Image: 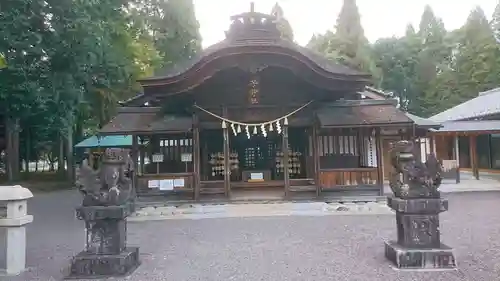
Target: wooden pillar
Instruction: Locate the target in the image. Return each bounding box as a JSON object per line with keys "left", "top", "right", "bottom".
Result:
{"left": 469, "top": 135, "right": 479, "bottom": 180}
{"left": 312, "top": 124, "right": 320, "bottom": 196}
{"left": 375, "top": 128, "right": 384, "bottom": 196}
{"left": 139, "top": 140, "right": 145, "bottom": 176}
{"left": 429, "top": 135, "right": 436, "bottom": 156}
{"left": 222, "top": 108, "right": 231, "bottom": 198}
{"left": 282, "top": 119, "right": 290, "bottom": 198}
{"left": 192, "top": 114, "right": 201, "bottom": 201}
{"left": 131, "top": 135, "right": 139, "bottom": 195}
{"left": 454, "top": 135, "right": 461, "bottom": 183}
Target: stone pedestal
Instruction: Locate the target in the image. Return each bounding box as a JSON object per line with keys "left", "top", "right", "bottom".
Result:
{"left": 67, "top": 202, "right": 140, "bottom": 279}
{"left": 0, "top": 186, "right": 33, "bottom": 276}
{"left": 384, "top": 197, "right": 457, "bottom": 270}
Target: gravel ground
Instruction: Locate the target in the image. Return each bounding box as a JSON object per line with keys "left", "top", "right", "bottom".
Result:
{"left": 4, "top": 189, "right": 500, "bottom": 281}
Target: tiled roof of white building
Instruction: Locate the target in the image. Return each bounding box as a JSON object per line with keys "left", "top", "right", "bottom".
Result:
{"left": 430, "top": 87, "right": 500, "bottom": 122}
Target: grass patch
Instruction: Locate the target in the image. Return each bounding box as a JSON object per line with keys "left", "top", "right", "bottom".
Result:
{"left": 0, "top": 172, "right": 74, "bottom": 193}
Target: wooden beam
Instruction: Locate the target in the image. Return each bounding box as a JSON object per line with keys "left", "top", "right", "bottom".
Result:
{"left": 222, "top": 107, "right": 231, "bottom": 198}
{"left": 131, "top": 135, "right": 139, "bottom": 193}
{"left": 469, "top": 135, "right": 479, "bottom": 180}
{"left": 312, "top": 124, "right": 320, "bottom": 196}
{"left": 375, "top": 128, "right": 384, "bottom": 196}
{"left": 193, "top": 113, "right": 201, "bottom": 200}
{"left": 139, "top": 137, "right": 145, "bottom": 175}
{"left": 282, "top": 121, "right": 290, "bottom": 198}
{"left": 454, "top": 136, "right": 461, "bottom": 183}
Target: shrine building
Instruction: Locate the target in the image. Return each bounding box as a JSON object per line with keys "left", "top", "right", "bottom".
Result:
{"left": 98, "top": 7, "right": 424, "bottom": 201}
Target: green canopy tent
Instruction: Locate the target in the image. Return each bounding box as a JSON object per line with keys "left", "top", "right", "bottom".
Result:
{"left": 74, "top": 135, "right": 134, "bottom": 148}
{"left": 74, "top": 135, "right": 149, "bottom": 168}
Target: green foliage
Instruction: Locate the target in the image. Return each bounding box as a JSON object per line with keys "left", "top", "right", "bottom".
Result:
{"left": 130, "top": 0, "right": 201, "bottom": 68}
{"left": 307, "top": 0, "right": 380, "bottom": 84}
{"left": 0, "top": 0, "right": 201, "bottom": 178}
{"left": 0, "top": 54, "right": 6, "bottom": 69}
{"left": 308, "top": 2, "right": 500, "bottom": 117}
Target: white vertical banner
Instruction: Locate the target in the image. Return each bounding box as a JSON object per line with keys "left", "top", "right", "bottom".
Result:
{"left": 365, "top": 137, "right": 378, "bottom": 167}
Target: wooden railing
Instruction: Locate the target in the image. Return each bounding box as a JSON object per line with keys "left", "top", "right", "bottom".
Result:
{"left": 137, "top": 172, "right": 194, "bottom": 195}
{"left": 319, "top": 168, "right": 379, "bottom": 189}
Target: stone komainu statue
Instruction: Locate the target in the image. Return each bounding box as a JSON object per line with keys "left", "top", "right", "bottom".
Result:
{"left": 388, "top": 140, "right": 442, "bottom": 198}
{"left": 75, "top": 148, "right": 133, "bottom": 206}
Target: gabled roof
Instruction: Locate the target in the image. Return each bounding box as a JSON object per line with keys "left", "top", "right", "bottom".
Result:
{"left": 357, "top": 87, "right": 441, "bottom": 129}
{"left": 406, "top": 113, "right": 440, "bottom": 128}
{"left": 431, "top": 120, "right": 500, "bottom": 133}
{"left": 430, "top": 87, "right": 500, "bottom": 122}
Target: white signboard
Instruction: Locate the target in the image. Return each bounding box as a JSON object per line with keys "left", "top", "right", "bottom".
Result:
{"left": 159, "top": 179, "right": 174, "bottom": 191}
{"left": 148, "top": 180, "right": 160, "bottom": 189}
{"left": 173, "top": 178, "right": 185, "bottom": 188}
{"left": 152, "top": 154, "right": 164, "bottom": 163}
{"left": 250, "top": 172, "right": 264, "bottom": 181}
{"left": 181, "top": 153, "right": 192, "bottom": 162}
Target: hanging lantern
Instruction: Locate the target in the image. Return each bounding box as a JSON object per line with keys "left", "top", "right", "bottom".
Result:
{"left": 284, "top": 117, "right": 288, "bottom": 126}
{"left": 269, "top": 123, "right": 273, "bottom": 132}
{"left": 222, "top": 120, "right": 227, "bottom": 129}
{"left": 253, "top": 126, "right": 258, "bottom": 134}
{"left": 231, "top": 123, "right": 237, "bottom": 136}
{"left": 237, "top": 125, "right": 242, "bottom": 133}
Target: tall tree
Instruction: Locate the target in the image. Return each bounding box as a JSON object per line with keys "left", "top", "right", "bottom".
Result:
{"left": 271, "top": 3, "right": 294, "bottom": 41}
{"left": 491, "top": 1, "right": 500, "bottom": 42}
{"left": 334, "top": 0, "right": 367, "bottom": 60}
{"left": 0, "top": 0, "right": 50, "bottom": 180}
{"left": 307, "top": 0, "right": 379, "bottom": 82}
{"left": 372, "top": 25, "right": 421, "bottom": 111}
{"left": 421, "top": 7, "right": 499, "bottom": 116}
{"left": 455, "top": 7, "right": 498, "bottom": 97}
{"left": 130, "top": 0, "right": 202, "bottom": 69}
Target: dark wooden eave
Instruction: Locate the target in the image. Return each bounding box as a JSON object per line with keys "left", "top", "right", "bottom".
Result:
{"left": 316, "top": 99, "right": 414, "bottom": 128}
{"left": 99, "top": 107, "right": 193, "bottom": 136}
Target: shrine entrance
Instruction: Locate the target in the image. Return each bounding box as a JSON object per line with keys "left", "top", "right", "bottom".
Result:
{"left": 229, "top": 127, "right": 308, "bottom": 189}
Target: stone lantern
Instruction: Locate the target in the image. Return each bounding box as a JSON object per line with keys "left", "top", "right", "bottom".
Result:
{"left": 0, "top": 185, "right": 33, "bottom": 276}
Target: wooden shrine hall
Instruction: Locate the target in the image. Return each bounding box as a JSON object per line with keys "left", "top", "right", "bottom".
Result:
{"left": 99, "top": 7, "right": 417, "bottom": 201}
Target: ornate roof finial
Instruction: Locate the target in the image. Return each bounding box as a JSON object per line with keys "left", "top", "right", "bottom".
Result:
{"left": 226, "top": 3, "right": 281, "bottom": 41}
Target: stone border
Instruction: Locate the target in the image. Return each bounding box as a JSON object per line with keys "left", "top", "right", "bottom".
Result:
{"left": 128, "top": 201, "right": 393, "bottom": 221}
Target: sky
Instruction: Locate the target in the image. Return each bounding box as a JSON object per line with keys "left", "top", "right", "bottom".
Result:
{"left": 193, "top": 0, "right": 498, "bottom": 48}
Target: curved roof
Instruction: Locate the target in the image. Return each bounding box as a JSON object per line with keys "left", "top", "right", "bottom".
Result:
{"left": 142, "top": 40, "right": 367, "bottom": 82}
{"left": 138, "top": 10, "right": 370, "bottom": 89}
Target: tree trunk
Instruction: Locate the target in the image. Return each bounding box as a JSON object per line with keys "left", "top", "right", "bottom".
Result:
{"left": 65, "top": 122, "right": 74, "bottom": 184}
{"left": 58, "top": 135, "right": 65, "bottom": 174}
{"left": 24, "top": 127, "right": 31, "bottom": 177}
{"left": 5, "top": 117, "right": 20, "bottom": 182}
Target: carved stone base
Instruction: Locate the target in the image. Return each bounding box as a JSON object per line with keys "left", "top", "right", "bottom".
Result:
{"left": 66, "top": 247, "right": 140, "bottom": 279}
{"left": 385, "top": 241, "right": 456, "bottom": 270}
